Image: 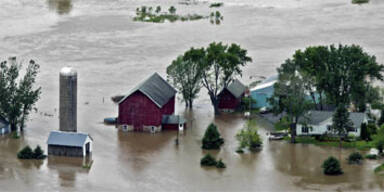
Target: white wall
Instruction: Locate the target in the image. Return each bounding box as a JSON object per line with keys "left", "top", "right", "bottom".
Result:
{"left": 297, "top": 117, "right": 365, "bottom": 137}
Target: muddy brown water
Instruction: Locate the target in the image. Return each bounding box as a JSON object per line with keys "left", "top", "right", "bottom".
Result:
{"left": 1, "top": 0, "right": 384, "bottom": 191}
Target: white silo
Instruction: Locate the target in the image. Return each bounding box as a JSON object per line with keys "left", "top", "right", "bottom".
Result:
{"left": 59, "top": 67, "right": 77, "bottom": 132}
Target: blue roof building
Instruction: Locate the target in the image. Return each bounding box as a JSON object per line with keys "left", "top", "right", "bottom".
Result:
{"left": 250, "top": 75, "right": 277, "bottom": 110}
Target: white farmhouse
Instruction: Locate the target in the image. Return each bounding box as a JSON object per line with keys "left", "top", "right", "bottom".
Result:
{"left": 297, "top": 110, "right": 368, "bottom": 137}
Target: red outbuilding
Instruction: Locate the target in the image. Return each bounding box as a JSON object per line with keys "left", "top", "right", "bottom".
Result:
{"left": 217, "top": 80, "right": 247, "bottom": 112}
{"left": 117, "top": 73, "right": 185, "bottom": 132}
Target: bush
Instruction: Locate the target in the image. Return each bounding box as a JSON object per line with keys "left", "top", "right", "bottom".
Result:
{"left": 365, "top": 154, "right": 378, "bottom": 160}
{"left": 17, "top": 146, "right": 34, "bottom": 159}
{"left": 202, "top": 123, "right": 224, "bottom": 150}
{"left": 33, "top": 145, "right": 46, "bottom": 159}
{"left": 17, "top": 145, "right": 46, "bottom": 160}
{"left": 200, "top": 154, "right": 217, "bottom": 166}
{"left": 373, "top": 125, "right": 384, "bottom": 153}
{"left": 348, "top": 152, "right": 364, "bottom": 164}
{"left": 352, "top": 0, "right": 369, "bottom": 4}
{"left": 209, "top": 2, "right": 223, "bottom": 8}
{"left": 216, "top": 159, "right": 226, "bottom": 168}
{"left": 322, "top": 156, "right": 343, "bottom": 175}
{"left": 236, "top": 120, "right": 262, "bottom": 151}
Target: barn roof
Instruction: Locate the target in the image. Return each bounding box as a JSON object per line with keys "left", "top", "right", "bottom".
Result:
{"left": 299, "top": 110, "right": 367, "bottom": 129}
{"left": 162, "top": 115, "right": 186, "bottom": 125}
{"left": 47, "top": 131, "right": 92, "bottom": 147}
{"left": 118, "top": 73, "right": 177, "bottom": 108}
{"left": 224, "top": 79, "right": 247, "bottom": 98}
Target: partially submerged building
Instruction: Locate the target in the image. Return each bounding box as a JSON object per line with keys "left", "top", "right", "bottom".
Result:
{"left": 117, "top": 73, "right": 185, "bottom": 132}
{"left": 47, "top": 131, "right": 93, "bottom": 157}
{"left": 297, "top": 110, "right": 368, "bottom": 137}
{"left": 47, "top": 67, "right": 93, "bottom": 158}
{"left": 217, "top": 80, "right": 247, "bottom": 112}
{"left": 0, "top": 116, "right": 10, "bottom": 135}
{"left": 250, "top": 75, "right": 277, "bottom": 110}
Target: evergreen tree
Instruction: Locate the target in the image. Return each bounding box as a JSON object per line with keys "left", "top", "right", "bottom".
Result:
{"left": 202, "top": 123, "right": 224, "bottom": 150}
{"left": 332, "top": 104, "right": 353, "bottom": 147}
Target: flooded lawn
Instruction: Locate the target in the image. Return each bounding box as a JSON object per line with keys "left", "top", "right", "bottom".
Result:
{"left": 1, "top": 0, "right": 384, "bottom": 191}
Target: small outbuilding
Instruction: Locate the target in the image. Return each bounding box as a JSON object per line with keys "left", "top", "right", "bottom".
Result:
{"left": 0, "top": 116, "right": 10, "bottom": 135}
{"left": 162, "top": 115, "right": 186, "bottom": 131}
{"left": 47, "top": 131, "right": 93, "bottom": 157}
{"left": 217, "top": 79, "right": 247, "bottom": 112}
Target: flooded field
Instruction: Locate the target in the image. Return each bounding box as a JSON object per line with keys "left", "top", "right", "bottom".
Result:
{"left": 1, "top": 0, "right": 384, "bottom": 191}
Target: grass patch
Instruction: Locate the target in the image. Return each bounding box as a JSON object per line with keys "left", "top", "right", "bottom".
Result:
{"left": 284, "top": 136, "right": 374, "bottom": 150}
{"left": 209, "top": 2, "right": 224, "bottom": 8}
{"left": 374, "top": 163, "right": 384, "bottom": 174}
{"left": 134, "top": 5, "right": 208, "bottom": 23}
{"left": 352, "top": 0, "right": 369, "bottom": 4}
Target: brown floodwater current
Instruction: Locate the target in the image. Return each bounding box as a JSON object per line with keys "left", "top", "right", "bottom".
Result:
{"left": 1, "top": 0, "right": 384, "bottom": 191}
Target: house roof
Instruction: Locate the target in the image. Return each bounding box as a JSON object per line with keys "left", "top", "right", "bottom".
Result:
{"left": 118, "top": 73, "right": 177, "bottom": 108}
{"left": 250, "top": 75, "right": 278, "bottom": 92}
{"left": 299, "top": 110, "right": 367, "bottom": 129}
{"left": 162, "top": 115, "right": 186, "bottom": 125}
{"left": 47, "top": 131, "right": 92, "bottom": 147}
{"left": 224, "top": 79, "right": 247, "bottom": 98}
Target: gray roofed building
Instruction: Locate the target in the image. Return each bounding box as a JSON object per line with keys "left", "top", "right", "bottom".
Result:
{"left": 225, "top": 79, "right": 247, "bottom": 98}
{"left": 47, "top": 131, "right": 92, "bottom": 147}
{"left": 118, "top": 73, "right": 177, "bottom": 108}
{"left": 299, "top": 110, "right": 367, "bottom": 130}
{"left": 162, "top": 115, "right": 186, "bottom": 125}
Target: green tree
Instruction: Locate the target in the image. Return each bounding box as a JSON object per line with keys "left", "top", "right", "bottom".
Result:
{"left": 236, "top": 120, "right": 262, "bottom": 151}
{"left": 322, "top": 156, "right": 343, "bottom": 175}
{"left": 17, "top": 146, "right": 34, "bottom": 159}
{"left": 155, "top": 6, "right": 161, "bottom": 14}
{"left": 33, "top": 145, "right": 46, "bottom": 159}
{"left": 268, "top": 59, "right": 313, "bottom": 143}
{"left": 289, "top": 45, "right": 384, "bottom": 111}
{"left": 332, "top": 104, "right": 353, "bottom": 146}
{"left": 200, "top": 42, "right": 252, "bottom": 115}
{"left": 378, "top": 110, "right": 384, "bottom": 126}
{"left": 373, "top": 125, "right": 384, "bottom": 153}
{"left": 0, "top": 57, "right": 41, "bottom": 132}
{"left": 167, "top": 48, "right": 204, "bottom": 109}
{"left": 202, "top": 123, "right": 224, "bottom": 150}
{"left": 168, "top": 6, "right": 176, "bottom": 14}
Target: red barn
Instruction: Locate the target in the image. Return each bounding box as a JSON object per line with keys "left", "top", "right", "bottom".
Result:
{"left": 117, "top": 73, "right": 185, "bottom": 132}
{"left": 218, "top": 80, "right": 247, "bottom": 112}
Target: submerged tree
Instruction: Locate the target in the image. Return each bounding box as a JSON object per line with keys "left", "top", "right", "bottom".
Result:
{"left": 236, "top": 120, "right": 262, "bottom": 152}
{"left": 202, "top": 123, "right": 224, "bottom": 150}
{"left": 0, "top": 57, "right": 41, "bottom": 132}
{"left": 322, "top": 156, "right": 343, "bottom": 175}
{"left": 167, "top": 48, "right": 204, "bottom": 109}
{"left": 269, "top": 59, "right": 313, "bottom": 143}
{"left": 200, "top": 42, "right": 252, "bottom": 115}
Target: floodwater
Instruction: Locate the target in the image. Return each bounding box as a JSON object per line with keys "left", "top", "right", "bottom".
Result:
{"left": 1, "top": 0, "right": 384, "bottom": 191}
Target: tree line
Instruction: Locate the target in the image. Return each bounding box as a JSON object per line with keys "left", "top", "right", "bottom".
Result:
{"left": 167, "top": 42, "right": 252, "bottom": 115}
{"left": 268, "top": 44, "right": 384, "bottom": 143}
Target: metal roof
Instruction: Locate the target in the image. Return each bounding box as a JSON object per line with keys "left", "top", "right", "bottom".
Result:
{"left": 118, "top": 73, "right": 177, "bottom": 108}
{"left": 47, "top": 131, "right": 92, "bottom": 147}
{"left": 251, "top": 75, "right": 278, "bottom": 92}
{"left": 162, "top": 115, "right": 186, "bottom": 125}
{"left": 299, "top": 110, "right": 367, "bottom": 129}
{"left": 224, "top": 79, "right": 247, "bottom": 98}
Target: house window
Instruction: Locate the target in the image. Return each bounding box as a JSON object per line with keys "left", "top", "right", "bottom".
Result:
{"left": 327, "top": 125, "right": 332, "bottom": 131}
{"left": 302, "top": 126, "right": 309, "bottom": 133}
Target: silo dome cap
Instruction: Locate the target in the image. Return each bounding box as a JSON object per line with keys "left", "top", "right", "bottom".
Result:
{"left": 60, "top": 67, "right": 77, "bottom": 76}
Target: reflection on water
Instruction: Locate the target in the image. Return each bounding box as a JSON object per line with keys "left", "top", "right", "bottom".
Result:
{"left": 47, "top": 156, "right": 92, "bottom": 187}
{"left": 47, "top": 0, "right": 73, "bottom": 15}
